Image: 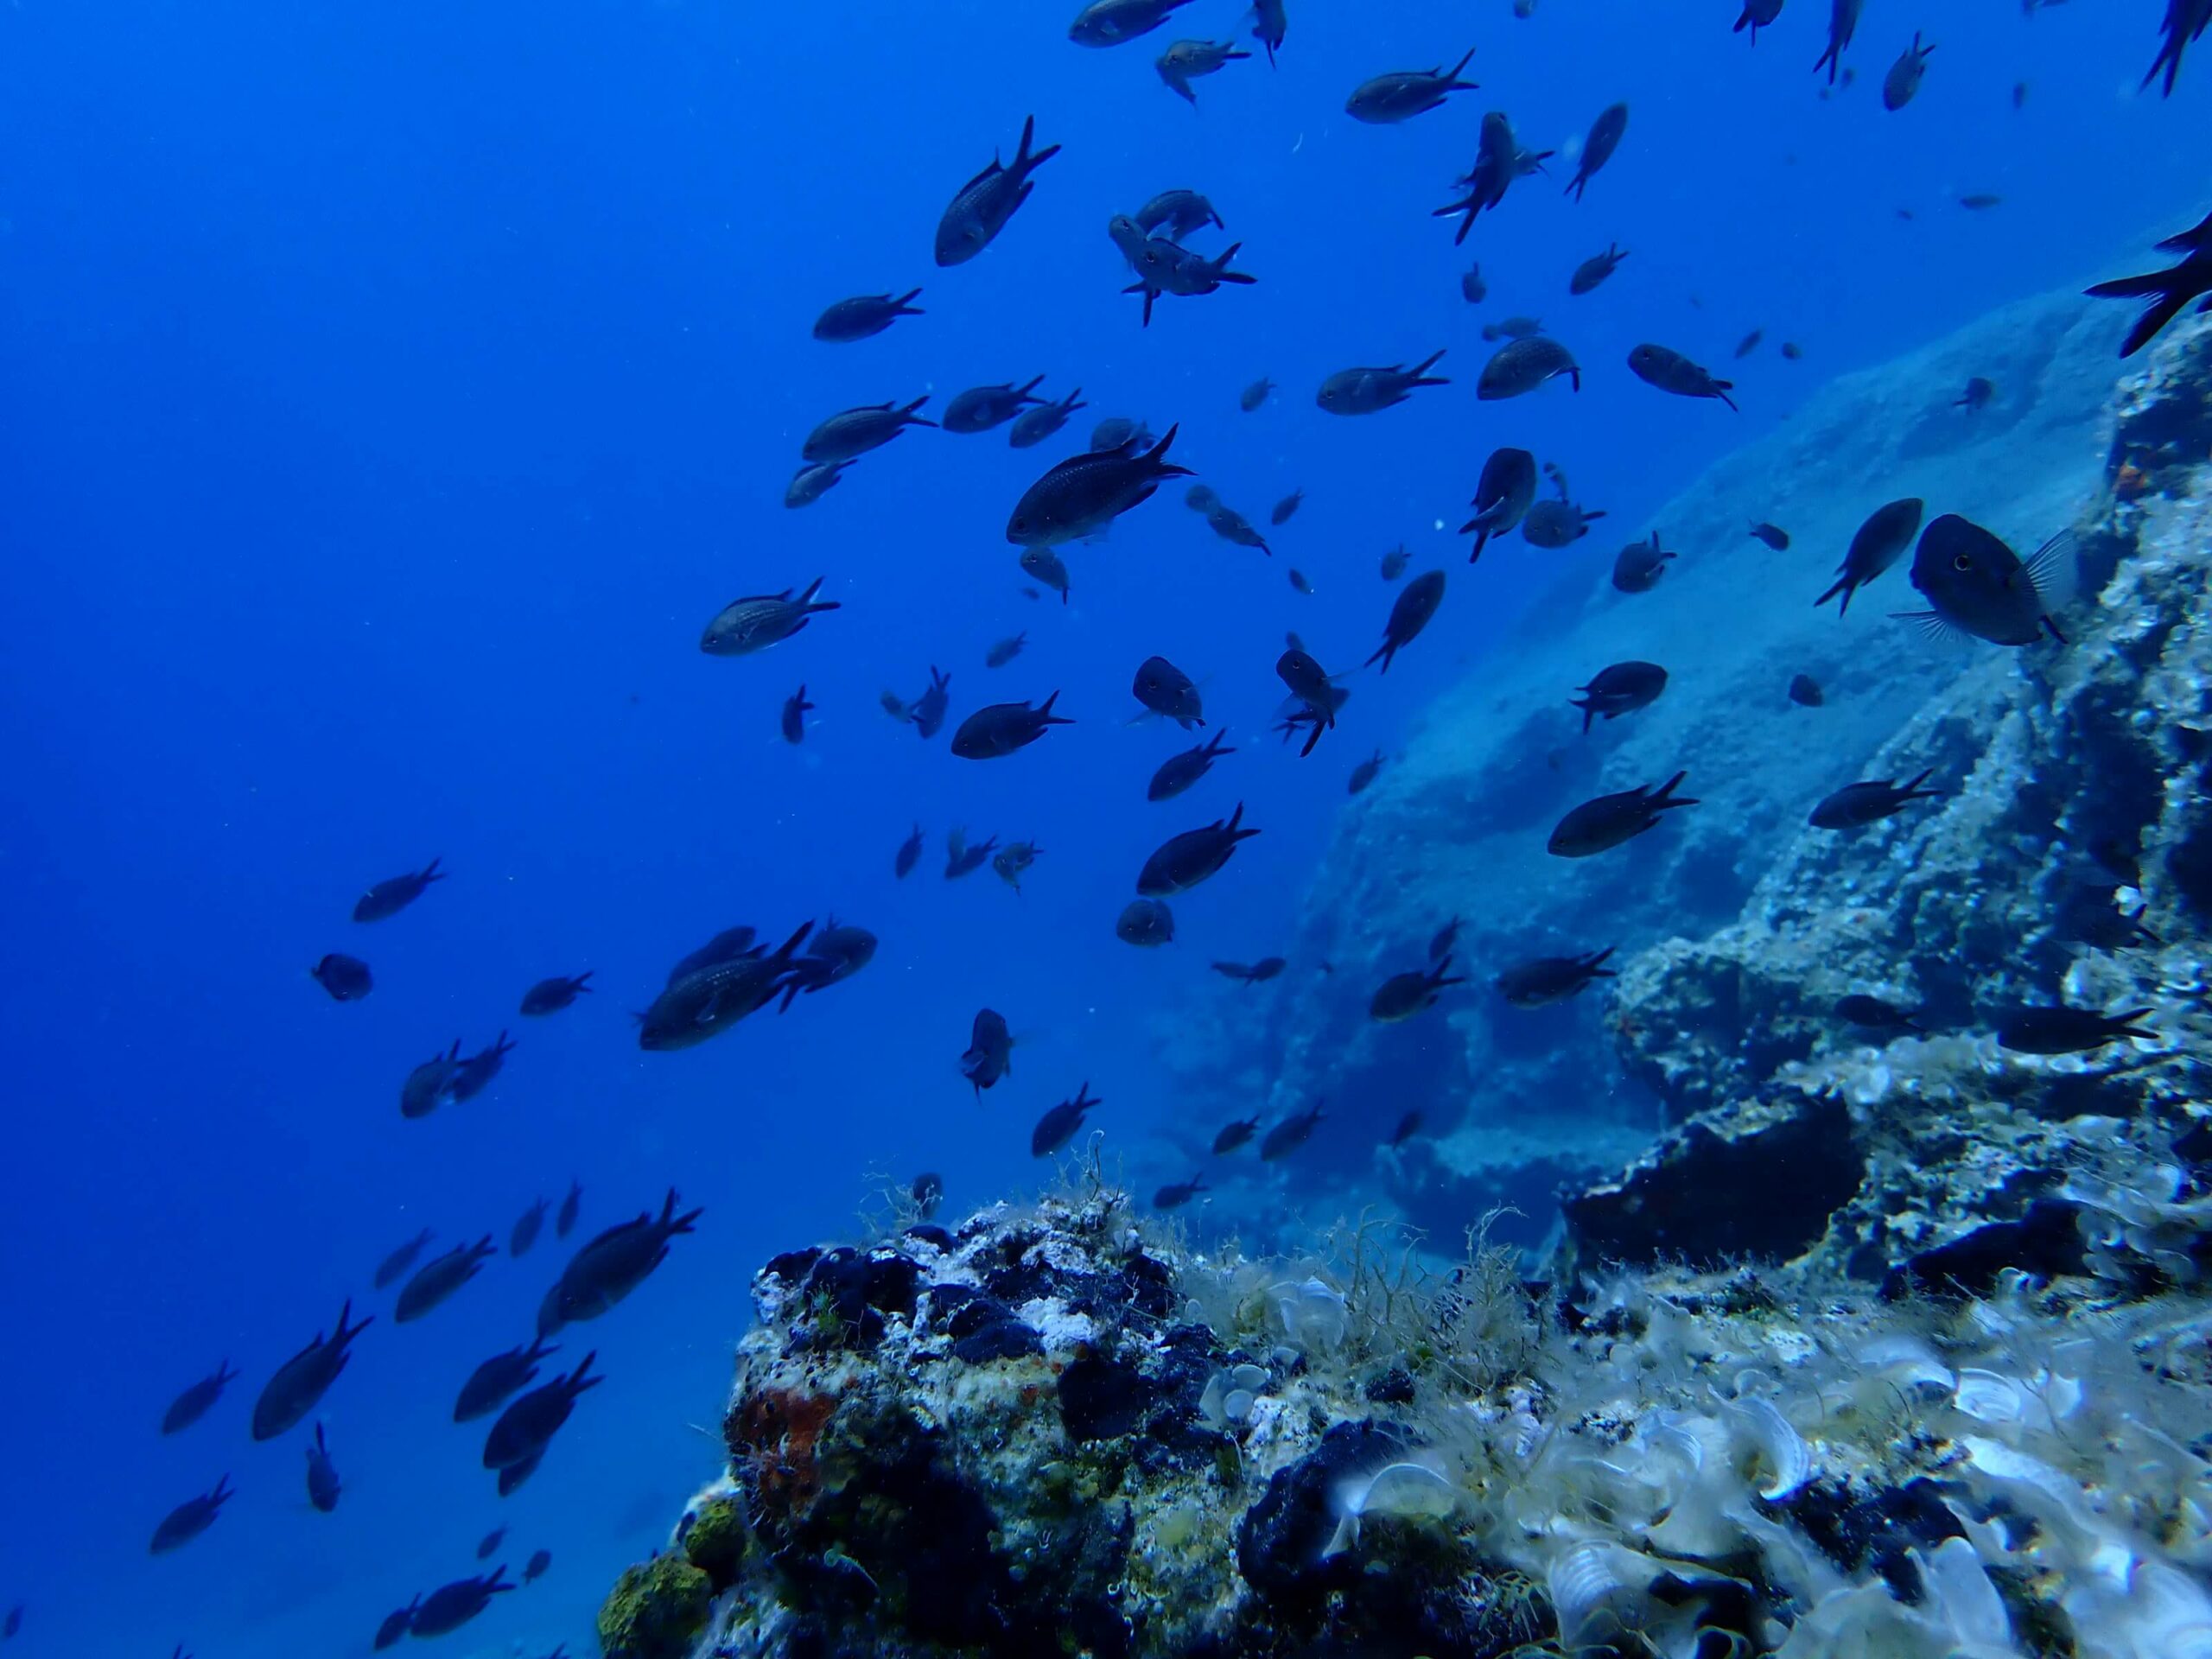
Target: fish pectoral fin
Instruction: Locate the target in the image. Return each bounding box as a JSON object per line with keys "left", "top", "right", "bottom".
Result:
{"left": 1891, "top": 607, "right": 1973, "bottom": 646}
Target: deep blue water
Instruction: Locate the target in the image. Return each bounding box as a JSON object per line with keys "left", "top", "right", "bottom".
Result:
{"left": 1, "top": 1, "right": 2203, "bottom": 1653}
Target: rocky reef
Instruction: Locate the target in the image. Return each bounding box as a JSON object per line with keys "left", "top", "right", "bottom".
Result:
{"left": 601, "top": 1173, "right": 2212, "bottom": 1658}
{"left": 1150, "top": 286, "right": 2143, "bottom": 1243}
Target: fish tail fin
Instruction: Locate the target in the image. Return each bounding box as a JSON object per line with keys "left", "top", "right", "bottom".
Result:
{"left": 1715, "top": 382, "right": 1738, "bottom": 411}
{"left": 2111, "top": 1008, "right": 2158, "bottom": 1040}
{"left": 894, "top": 287, "right": 924, "bottom": 312}
{"left": 1016, "top": 115, "right": 1062, "bottom": 170}
{"left": 422, "top": 856, "right": 444, "bottom": 881}
{"left": 1410, "top": 347, "right": 1449, "bottom": 384}
{"left": 1902, "top": 768, "right": 1942, "bottom": 798}
{"left": 1652, "top": 770, "right": 1694, "bottom": 808}
{"left": 1815, "top": 574, "right": 1853, "bottom": 612}
{"left": 1572, "top": 696, "right": 1596, "bottom": 733}
{"left": 900, "top": 394, "right": 938, "bottom": 424}
{"left": 1446, "top": 47, "right": 1477, "bottom": 83}
{"left": 1039, "top": 690, "right": 1074, "bottom": 725}
{"left": 1017, "top": 373, "right": 1046, "bottom": 397}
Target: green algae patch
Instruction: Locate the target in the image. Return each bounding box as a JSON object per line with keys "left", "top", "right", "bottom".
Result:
{"left": 597, "top": 1554, "right": 712, "bottom": 1659}
{"left": 682, "top": 1495, "right": 747, "bottom": 1592}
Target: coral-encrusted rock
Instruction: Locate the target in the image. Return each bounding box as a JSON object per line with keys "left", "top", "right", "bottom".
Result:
{"left": 1561, "top": 1088, "right": 1866, "bottom": 1268}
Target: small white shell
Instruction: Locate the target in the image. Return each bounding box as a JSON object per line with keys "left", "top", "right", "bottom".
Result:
{"left": 1548, "top": 1542, "right": 1640, "bottom": 1648}
{"left": 1954, "top": 1368, "right": 2024, "bottom": 1424}
{"left": 1197, "top": 1371, "right": 1229, "bottom": 1430}
{"left": 1719, "top": 1394, "right": 1812, "bottom": 1500}
{"left": 1224, "top": 1388, "right": 1255, "bottom": 1423}
{"left": 1230, "top": 1362, "right": 1270, "bottom": 1392}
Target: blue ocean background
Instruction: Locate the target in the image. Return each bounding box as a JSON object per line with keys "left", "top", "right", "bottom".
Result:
{"left": 1, "top": 1, "right": 2203, "bottom": 1653}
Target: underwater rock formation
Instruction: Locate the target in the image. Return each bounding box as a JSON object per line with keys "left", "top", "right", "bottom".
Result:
{"left": 1155, "top": 288, "right": 2136, "bottom": 1232}
{"left": 609, "top": 1179, "right": 2212, "bottom": 1659}
{"left": 1580, "top": 315, "right": 2212, "bottom": 1287}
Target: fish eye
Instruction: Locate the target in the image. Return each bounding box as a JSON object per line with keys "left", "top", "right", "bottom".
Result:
{"left": 1952, "top": 553, "right": 1973, "bottom": 572}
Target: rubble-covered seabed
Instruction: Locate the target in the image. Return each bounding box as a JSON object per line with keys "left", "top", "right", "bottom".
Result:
{"left": 596, "top": 320, "right": 2212, "bottom": 1659}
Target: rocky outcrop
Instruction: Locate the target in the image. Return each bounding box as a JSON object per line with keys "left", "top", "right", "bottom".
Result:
{"left": 1153, "top": 289, "right": 2135, "bottom": 1234}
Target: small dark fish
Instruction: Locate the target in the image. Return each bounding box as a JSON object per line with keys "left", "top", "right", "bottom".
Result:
{"left": 3, "top": 1608, "right": 19, "bottom": 1640}
{"left": 961, "top": 1007, "right": 1015, "bottom": 1096}
{"left": 781, "top": 918, "right": 877, "bottom": 1005}
{"left": 1274, "top": 649, "right": 1339, "bottom": 757}
{"left": 1007, "top": 426, "right": 1192, "bottom": 545}
{"left": 812, "top": 289, "right": 924, "bottom": 342}
{"left": 1259, "top": 1102, "right": 1325, "bottom": 1160}
{"left": 2141, "top": 0, "right": 2209, "bottom": 93}
{"left": 1611, "top": 533, "right": 1677, "bottom": 594}
{"left": 1568, "top": 244, "right": 1628, "bottom": 296}
{"left": 950, "top": 692, "right": 1072, "bottom": 759}
{"left": 1571, "top": 661, "right": 1668, "bottom": 731}
{"left": 1781, "top": 340, "right": 1805, "bottom": 359}
{"left": 1955, "top": 376, "right": 1994, "bottom": 410}
{"left": 374, "top": 1227, "right": 435, "bottom": 1292}
{"left": 1389, "top": 1110, "right": 1423, "bottom": 1147}
{"left": 1116, "top": 897, "right": 1176, "bottom": 947}
{"left": 1734, "top": 0, "right": 1784, "bottom": 42}
{"left": 639, "top": 922, "right": 810, "bottom": 1049}
{"left": 1370, "top": 954, "right": 1466, "bottom": 1022}
{"left": 454, "top": 1336, "right": 561, "bottom": 1422}
{"left": 1837, "top": 994, "right": 1923, "bottom": 1034}
{"left": 1135, "top": 189, "right": 1223, "bottom": 238}
{"left": 1434, "top": 111, "right": 1520, "bottom": 240}
{"left": 1958, "top": 193, "right": 2003, "bottom": 211}
{"left": 936, "top": 116, "right": 1059, "bottom": 266}
{"left": 524, "top": 1549, "right": 552, "bottom": 1584}
{"left": 1090, "top": 416, "right": 1151, "bottom": 451}
{"left": 1153, "top": 1174, "right": 1207, "bottom": 1210}
{"left": 701, "top": 577, "right": 842, "bottom": 656}
{"left": 373, "top": 1599, "right": 419, "bottom": 1649}
{"left": 556, "top": 1180, "right": 582, "bottom": 1239}
{"left": 985, "top": 632, "right": 1027, "bottom": 668}
{"left": 1009, "top": 387, "right": 1088, "bottom": 449}
{"left": 1808, "top": 769, "right": 1942, "bottom": 829}
{"left": 1628, "top": 344, "right": 1738, "bottom": 410}
{"left": 1548, "top": 771, "right": 1698, "bottom": 857}
{"left": 1150, "top": 728, "right": 1236, "bottom": 801}
{"left": 512, "top": 1198, "right": 549, "bottom": 1259}
{"left": 1345, "top": 49, "right": 1478, "bottom": 124}
{"left": 785, "top": 460, "right": 849, "bottom": 510}
{"left": 1459, "top": 265, "right": 1488, "bottom": 304}
{"left": 1211, "top": 958, "right": 1284, "bottom": 987}
{"left": 162, "top": 1359, "right": 242, "bottom": 1435}
{"left": 1996, "top": 1005, "right": 2156, "bottom": 1055}
{"left": 1816, "top": 497, "right": 1923, "bottom": 613}
{"left": 1813, "top": 0, "right": 1862, "bottom": 82}
{"left": 538, "top": 1191, "right": 702, "bottom": 1335}
{"left": 1157, "top": 37, "right": 1249, "bottom": 104}
{"left": 1563, "top": 102, "right": 1628, "bottom": 200}
{"left": 1479, "top": 315, "right": 1545, "bottom": 342}
{"left": 1367, "top": 569, "right": 1446, "bottom": 671}
{"left": 1270, "top": 489, "right": 1304, "bottom": 526}
{"left": 1249, "top": 0, "right": 1287, "bottom": 64}
{"left": 1478, "top": 337, "right": 1580, "bottom": 399}
{"left": 1133, "top": 655, "right": 1205, "bottom": 728}
{"left": 448, "top": 1031, "right": 516, "bottom": 1103}
{"left": 353, "top": 858, "right": 444, "bottom": 923}
{"left": 2086, "top": 208, "right": 2212, "bottom": 356}
{"left": 780, "top": 685, "right": 814, "bottom": 745}
{"left": 1071, "top": 0, "right": 1198, "bottom": 47}
{"left": 311, "top": 955, "right": 372, "bottom": 1008}
{"left": 1882, "top": 32, "right": 1935, "bottom": 111}
{"left": 477, "top": 1526, "right": 507, "bottom": 1561}
{"left": 993, "top": 841, "right": 1042, "bottom": 893}
{"left": 1318, "top": 350, "right": 1449, "bottom": 415}
{"left": 410, "top": 1570, "right": 516, "bottom": 1638}
{"left": 1115, "top": 223, "right": 1251, "bottom": 319}
{"left": 306, "top": 1422, "right": 341, "bottom": 1514}
{"left": 911, "top": 665, "right": 952, "bottom": 740}
{"left": 1522, "top": 497, "right": 1605, "bottom": 548}
{"left": 803, "top": 398, "right": 936, "bottom": 465}
{"left": 1240, "top": 377, "right": 1274, "bottom": 412}
{"left": 1903, "top": 517, "right": 2072, "bottom": 645}
{"left": 912, "top": 1172, "right": 944, "bottom": 1219}
{"left": 1212, "top": 1116, "right": 1261, "bottom": 1152}
{"left": 399, "top": 1044, "right": 465, "bottom": 1122}
{"left": 396, "top": 1236, "right": 497, "bottom": 1324}
{"left": 1463, "top": 447, "right": 1539, "bottom": 559}
{"left": 253, "top": 1300, "right": 372, "bottom": 1440}
{"left": 520, "top": 973, "right": 593, "bottom": 1016}
{"left": 1380, "top": 543, "right": 1409, "bottom": 580}
{"left": 946, "top": 830, "right": 999, "bottom": 880}
{"left": 1749, "top": 522, "right": 1790, "bottom": 550}
{"left": 1031, "top": 1082, "right": 1103, "bottom": 1156}
{"left": 1789, "top": 673, "right": 1825, "bottom": 707}
{"left": 944, "top": 377, "right": 1047, "bottom": 435}
{"left": 1020, "top": 546, "right": 1072, "bottom": 603}
{"left": 1137, "top": 802, "right": 1260, "bottom": 895}
{"left": 1497, "top": 948, "right": 1617, "bottom": 1007}
{"left": 893, "top": 821, "right": 926, "bottom": 876}
{"left": 1347, "top": 750, "right": 1385, "bottom": 795}
{"left": 150, "top": 1476, "right": 234, "bottom": 1554}
{"left": 1209, "top": 504, "right": 1272, "bottom": 554}
{"left": 1734, "top": 328, "right": 1764, "bottom": 358}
